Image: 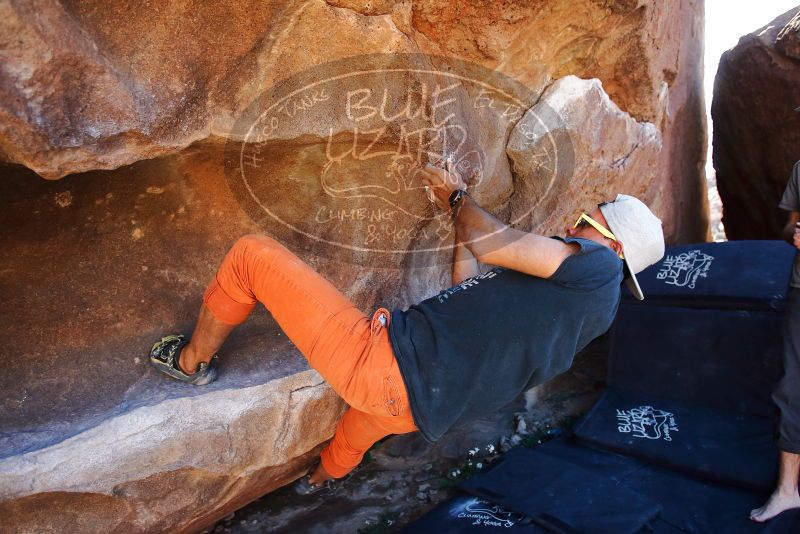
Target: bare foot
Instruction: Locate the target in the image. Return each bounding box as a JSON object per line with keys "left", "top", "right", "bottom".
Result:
{"left": 750, "top": 489, "right": 800, "bottom": 522}
{"left": 179, "top": 344, "right": 213, "bottom": 375}
{"left": 177, "top": 346, "right": 197, "bottom": 375}
{"left": 308, "top": 462, "right": 333, "bottom": 486}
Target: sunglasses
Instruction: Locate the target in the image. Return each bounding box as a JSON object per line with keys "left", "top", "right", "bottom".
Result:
{"left": 573, "top": 210, "right": 625, "bottom": 259}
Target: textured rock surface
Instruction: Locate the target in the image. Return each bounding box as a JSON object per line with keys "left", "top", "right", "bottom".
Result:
{"left": 777, "top": 10, "right": 800, "bottom": 59}
{"left": 0, "top": 154, "right": 354, "bottom": 533}
{"left": 0, "top": 0, "right": 706, "bottom": 532}
{"left": 507, "top": 76, "right": 662, "bottom": 233}
{"left": 0, "top": 373, "right": 341, "bottom": 533}
{"left": 0, "top": 0, "right": 706, "bottom": 245}
{"left": 712, "top": 7, "right": 800, "bottom": 239}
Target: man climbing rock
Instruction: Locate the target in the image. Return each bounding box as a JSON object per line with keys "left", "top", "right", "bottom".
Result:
{"left": 751, "top": 158, "right": 800, "bottom": 522}
{"left": 149, "top": 162, "right": 665, "bottom": 492}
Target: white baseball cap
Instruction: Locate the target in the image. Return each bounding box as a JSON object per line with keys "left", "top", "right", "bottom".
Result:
{"left": 599, "top": 194, "right": 665, "bottom": 300}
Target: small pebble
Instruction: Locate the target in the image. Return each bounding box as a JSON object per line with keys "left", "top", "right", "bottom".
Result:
{"left": 516, "top": 418, "right": 528, "bottom": 435}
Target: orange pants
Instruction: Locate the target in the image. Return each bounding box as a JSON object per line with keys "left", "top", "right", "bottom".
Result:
{"left": 202, "top": 234, "right": 418, "bottom": 478}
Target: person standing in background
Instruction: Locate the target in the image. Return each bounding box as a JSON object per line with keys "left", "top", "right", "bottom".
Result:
{"left": 752, "top": 158, "right": 800, "bottom": 522}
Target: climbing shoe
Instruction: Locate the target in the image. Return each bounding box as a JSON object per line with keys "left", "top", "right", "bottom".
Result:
{"left": 149, "top": 334, "right": 218, "bottom": 386}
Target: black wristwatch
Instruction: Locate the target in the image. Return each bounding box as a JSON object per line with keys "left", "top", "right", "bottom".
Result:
{"left": 449, "top": 189, "right": 469, "bottom": 210}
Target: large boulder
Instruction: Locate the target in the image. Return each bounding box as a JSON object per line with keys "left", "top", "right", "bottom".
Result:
{"left": 777, "top": 10, "right": 800, "bottom": 60}
{"left": 0, "top": 154, "right": 351, "bottom": 533}
{"left": 0, "top": 1, "right": 706, "bottom": 532}
{"left": 1, "top": 0, "right": 706, "bottom": 244}
{"left": 506, "top": 76, "right": 662, "bottom": 233}
{"left": 712, "top": 7, "right": 800, "bottom": 239}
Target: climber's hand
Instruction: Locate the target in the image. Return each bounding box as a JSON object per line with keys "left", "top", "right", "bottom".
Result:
{"left": 420, "top": 160, "right": 466, "bottom": 212}
{"left": 793, "top": 222, "right": 800, "bottom": 249}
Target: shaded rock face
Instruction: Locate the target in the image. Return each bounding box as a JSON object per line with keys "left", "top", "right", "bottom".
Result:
{"left": 0, "top": 154, "right": 353, "bottom": 533}
{"left": 712, "top": 7, "right": 800, "bottom": 240}
{"left": 0, "top": 1, "right": 705, "bottom": 533}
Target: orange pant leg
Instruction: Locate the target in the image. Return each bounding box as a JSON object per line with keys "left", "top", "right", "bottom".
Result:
{"left": 203, "top": 234, "right": 374, "bottom": 406}
{"left": 201, "top": 234, "right": 418, "bottom": 477}
{"left": 320, "top": 406, "right": 417, "bottom": 478}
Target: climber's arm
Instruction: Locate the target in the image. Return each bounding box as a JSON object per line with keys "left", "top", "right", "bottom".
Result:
{"left": 420, "top": 164, "right": 576, "bottom": 279}
{"left": 782, "top": 211, "right": 800, "bottom": 248}
{"left": 452, "top": 226, "right": 481, "bottom": 285}
{"left": 454, "top": 196, "right": 577, "bottom": 279}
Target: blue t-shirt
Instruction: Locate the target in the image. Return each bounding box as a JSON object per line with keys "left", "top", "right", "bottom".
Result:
{"left": 388, "top": 236, "right": 623, "bottom": 442}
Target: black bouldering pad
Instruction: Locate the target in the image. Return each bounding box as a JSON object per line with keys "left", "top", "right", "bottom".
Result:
{"left": 401, "top": 494, "right": 542, "bottom": 532}
{"left": 403, "top": 438, "right": 800, "bottom": 533}
{"left": 535, "top": 438, "right": 800, "bottom": 534}
{"left": 404, "top": 241, "right": 799, "bottom": 533}
{"left": 621, "top": 241, "right": 794, "bottom": 311}
{"left": 573, "top": 389, "right": 778, "bottom": 492}
{"left": 458, "top": 446, "right": 662, "bottom": 533}
{"left": 608, "top": 304, "right": 783, "bottom": 417}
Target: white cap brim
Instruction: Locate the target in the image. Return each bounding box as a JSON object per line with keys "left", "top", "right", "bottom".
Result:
{"left": 599, "top": 194, "right": 663, "bottom": 301}
{"left": 625, "top": 268, "right": 644, "bottom": 301}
